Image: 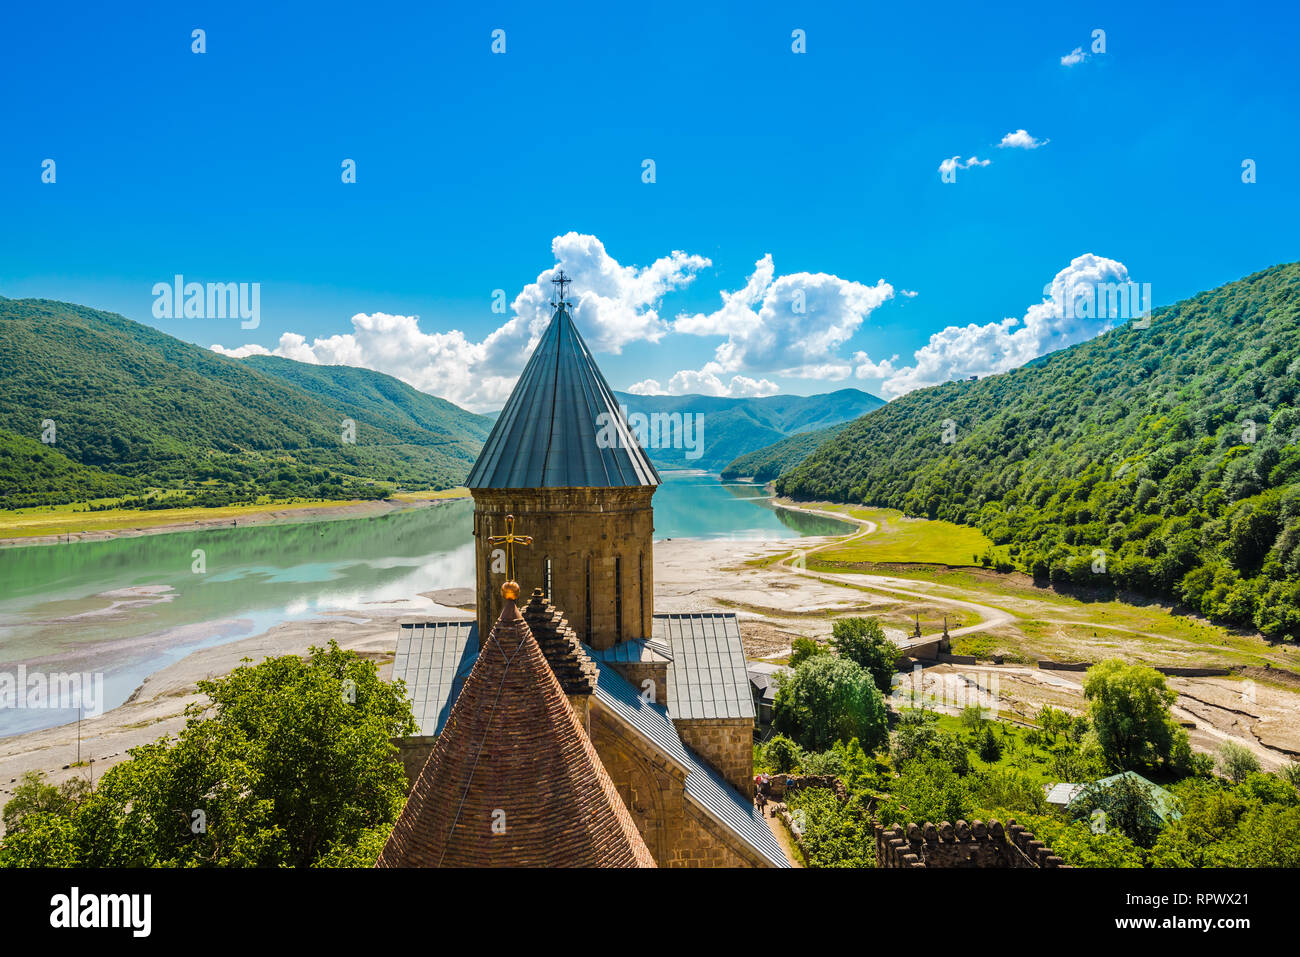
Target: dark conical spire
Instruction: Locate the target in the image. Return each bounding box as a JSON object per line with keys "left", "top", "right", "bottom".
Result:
{"left": 466, "top": 302, "right": 660, "bottom": 489}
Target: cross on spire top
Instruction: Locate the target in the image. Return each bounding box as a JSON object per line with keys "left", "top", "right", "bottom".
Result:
{"left": 551, "top": 269, "right": 572, "bottom": 307}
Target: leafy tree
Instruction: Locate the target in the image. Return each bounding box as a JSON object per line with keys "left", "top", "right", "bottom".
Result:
{"left": 970, "top": 771, "right": 1048, "bottom": 814}
{"left": 1150, "top": 773, "right": 1300, "bottom": 867}
{"left": 1036, "top": 704, "right": 1072, "bottom": 743}
{"left": 1280, "top": 762, "right": 1300, "bottom": 790}
{"left": 772, "top": 654, "right": 888, "bottom": 752}
{"left": 763, "top": 735, "right": 802, "bottom": 774}
{"left": 977, "top": 809, "right": 1145, "bottom": 868}
{"left": 789, "top": 636, "right": 828, "bottom": 668}
{"left": 976, "top": 725, "right": 1003, "bottom": 763}
{"left": 0, "top": 811, "right": 82, "bottom": 868}
{"left": 1083, "top": 659, "right": 1188, "bottom": 770}
{"left": 1, "top": 772, "right": 90, "bottom": 835}
{"left": 785, "top": 786, "right": 874, "bottom": 868}
{"left": 890, "top": 709, "right": 970, "bottom": 774}
{"left": 1069, "top": 775, "right": 1164, "bottom": 848}
{"left": 0, "top": 641, "right": 416, "bottom": 868}
{"left": 1215, "top": 741, "right": 1261, "bottom": 784}
{"left": 829, "top": 617, "right": 899, "bottom": 694}
{"left": 797, "top": 747, "right": 845, "bottom": 777}
{"left": 878, "top": 757, "right": 972, "bottom": 827}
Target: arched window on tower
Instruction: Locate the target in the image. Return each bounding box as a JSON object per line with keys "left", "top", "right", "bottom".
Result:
{"left": 639, "top": 551, "right": 645, "bottom": 635}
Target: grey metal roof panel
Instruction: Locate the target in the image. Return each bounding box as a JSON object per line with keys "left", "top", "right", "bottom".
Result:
{"left": 589, "top": 656, "right": 789, "bottom": 868}
{"left": 466, "top": 304, "right": 660, "bottom": 489}
{"left": 592, "top": 638, "right": 674, "bottom": 664}
{"left": 656, "top": 613, "right": 755, "bottom": 721}
{"left": 392, "top": 620, "right": 478, "bottom": 735}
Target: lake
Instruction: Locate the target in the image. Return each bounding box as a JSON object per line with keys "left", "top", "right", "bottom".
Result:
{"left": 0, "top": 473, "right": 849, "bottom": 735}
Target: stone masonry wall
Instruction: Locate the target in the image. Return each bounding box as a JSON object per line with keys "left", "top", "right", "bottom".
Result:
{"left": 590, "top": 699, "right": 775, "bottom": 867}
{"left": 609, "top": 660, "right": 668, "bottom": 705}
{"left": 876, "top": 819, "right": 1068, "bottom": 868}
{"left": 391, "top": 736, "right": 437, "bottom": 793}
{"left": 675, "top": 717, "right": 754, "bottom": 794}
{"left": 473, "top": 487, "right": 655, "bottom": 651}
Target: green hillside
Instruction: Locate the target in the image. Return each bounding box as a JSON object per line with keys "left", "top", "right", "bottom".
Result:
{"left": 720, "top": 421, "right": 850, "bottom": 481}
{"left": 0, "top": 298, "right": 490, "bottom": 509}
{"left": 613, "top": 388, "right": 883, "bottom": 472}
{"left": 777, "top": 262, "right": 1300, "bottom": 642}
{"left": 241, "top": 355, "right": 489, "bottom": 446}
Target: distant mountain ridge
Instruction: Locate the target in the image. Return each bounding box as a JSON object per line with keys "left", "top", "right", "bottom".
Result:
{"left": 0, "top": 298, "right": 491, "bottom": 509}
{"left": 611, "top": 388, "right": 884, "bottom": 472}
{"left": 720, "top": 421, "right": 853, "bottom": 482}
{"left": 777, "top": 262, "right": 1300, "bottom": 642}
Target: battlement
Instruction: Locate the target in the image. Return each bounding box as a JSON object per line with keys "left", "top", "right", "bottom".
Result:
{"left": 875, "top": 819, "right": 1068, "bottom": 868}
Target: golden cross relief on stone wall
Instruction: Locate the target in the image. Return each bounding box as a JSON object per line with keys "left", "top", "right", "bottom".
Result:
{"left": 487, "top": 513, "right": 533, "bottom": 585}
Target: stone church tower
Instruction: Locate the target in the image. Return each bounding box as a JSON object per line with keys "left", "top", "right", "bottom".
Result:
{"left": 466, "top": 276, "right": 659, "bottom": 651}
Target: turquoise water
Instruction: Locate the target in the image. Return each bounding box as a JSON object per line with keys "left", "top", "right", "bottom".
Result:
{"left": 0, "top": 473, "right": 847, "bottom": 735}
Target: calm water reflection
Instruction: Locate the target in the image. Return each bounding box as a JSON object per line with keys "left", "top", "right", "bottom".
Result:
{"left": 0, "top": 473, "right": 848, "bottom": 734}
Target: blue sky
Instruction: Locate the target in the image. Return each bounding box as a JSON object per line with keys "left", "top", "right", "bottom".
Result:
{"left": 2, "top": 0, "right": 1297, "bottom": 410}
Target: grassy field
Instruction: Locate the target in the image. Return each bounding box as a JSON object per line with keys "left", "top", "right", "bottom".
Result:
{"left": 793, "top": 503, "right": 1000, "bottom": 566}
{"left": 0, "top": 487, "right": 470, "bottom": 538}
{"left": 920, "top": 711, "right": 1060, "bottom": 785}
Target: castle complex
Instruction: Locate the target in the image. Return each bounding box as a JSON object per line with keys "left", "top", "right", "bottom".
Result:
{"left": 380, "top": 277, "right": 787, "bottom": 867}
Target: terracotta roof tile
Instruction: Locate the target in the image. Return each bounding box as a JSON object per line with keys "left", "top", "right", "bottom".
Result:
{"left": 377, "top": 594, "right": 654, "bottom": 868}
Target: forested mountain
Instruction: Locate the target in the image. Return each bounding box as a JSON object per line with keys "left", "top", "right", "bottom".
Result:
{"left": 241, "top": 355, "right": 489, "bottom": 444}
{"left": 613, "top": 388, "right": 884, "bottom": 471}
{"left": 0, "top": 298, "right": 490, "bottom": 509}
{"left": 777, "top": 262, "right": 1300, "bottom": 642}
{"left": 720, "top": 422, "right": 849, "bottom": 481}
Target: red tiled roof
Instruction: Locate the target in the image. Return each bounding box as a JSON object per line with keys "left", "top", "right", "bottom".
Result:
{"left": 377, "top": 594, "right": 655, "bottom": 868}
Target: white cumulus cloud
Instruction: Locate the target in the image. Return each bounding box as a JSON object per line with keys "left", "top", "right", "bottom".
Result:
{"left": 210, "top": 233, "right": 710, "bottom": 412}
{"left": 1061, "top": 46, "right": 1088, "bottom": 66}
{"left": 998, "top": 129, "right": 1049, "bottom": 149}
{"left": 673, "top": 254, "right": 894, "bottom": 375}
{"left": 628, "top": 371, "right": 781, "bottom": 398}
{"left": 868, "top": 253, "right": 1132, "bottom": 398}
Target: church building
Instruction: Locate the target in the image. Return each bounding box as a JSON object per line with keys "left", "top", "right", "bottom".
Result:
{"left": 380, "top": 275, "right": 788, "bottom": 868}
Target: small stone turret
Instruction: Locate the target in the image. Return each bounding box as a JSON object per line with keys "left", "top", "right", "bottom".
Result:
{"left": 523, "top": 587, "right": 598, "bottom": 731}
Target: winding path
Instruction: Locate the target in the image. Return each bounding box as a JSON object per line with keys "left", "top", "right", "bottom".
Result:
{"left": 767, "top": 503, "right": 1014, "bottom": 645}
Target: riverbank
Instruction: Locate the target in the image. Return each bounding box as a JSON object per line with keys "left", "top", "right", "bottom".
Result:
{"left": 0, "top": 488, "right": 469, "bottom": 547}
